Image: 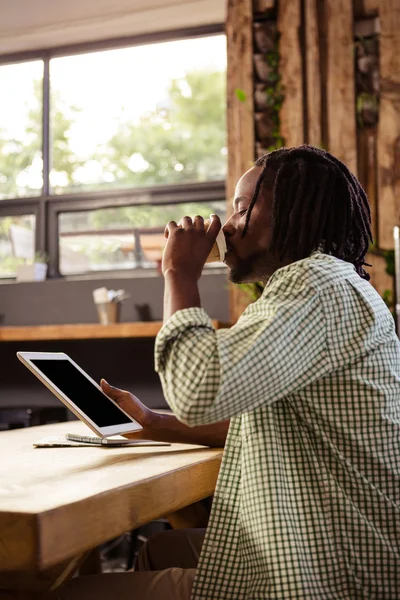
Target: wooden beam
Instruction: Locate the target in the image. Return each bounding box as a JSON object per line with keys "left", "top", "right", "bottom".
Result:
{"left": 325, "top": 0, "right": 358, "bottom": 174}
{"left": 377, "top": 0, "right": 400, "bottom": 249}
{"left": 277, "top": 0, "right": 304, "bottom": 146}
{"left": 226, "top": 0, "right": 255, "bottom": 322}
{"left": 226, "top": 0, "right": 255, "bottom": 204}
{"left": 304, "top": 0, "right": 322, "bottom": 146}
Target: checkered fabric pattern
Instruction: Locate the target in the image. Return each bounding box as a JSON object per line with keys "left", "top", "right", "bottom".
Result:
{"left": 155, "top": 252, "right": 400, "bottom": 599}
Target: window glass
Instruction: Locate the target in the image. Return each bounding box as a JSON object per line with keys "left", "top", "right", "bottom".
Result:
{"left": 50, "top": 35, "right": 227, "bottom": 194}
{"left": 0, "top": 61, "right": 43, "bottom": 200}
{"left": 59, "top": 200, "right": 226, "bottom": 275}
{"left": 0, "top": 214, "right": 36, "bottom": 277}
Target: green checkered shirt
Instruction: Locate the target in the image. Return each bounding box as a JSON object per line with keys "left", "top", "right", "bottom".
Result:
{"left": 155, "top": 252, "right": 400, "bottom": 599}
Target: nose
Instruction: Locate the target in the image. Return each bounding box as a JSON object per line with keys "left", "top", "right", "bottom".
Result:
{"left": 222, "top": 213, "right": 236, "bottom": 238}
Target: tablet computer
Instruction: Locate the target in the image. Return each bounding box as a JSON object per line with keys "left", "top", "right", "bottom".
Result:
{"left": 17, "top": 351, "right": 143, "bottom": 438}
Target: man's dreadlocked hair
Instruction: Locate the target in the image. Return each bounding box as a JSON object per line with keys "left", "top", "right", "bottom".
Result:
{"left": 243, "top": 145, "right": 373, "bottom": 280}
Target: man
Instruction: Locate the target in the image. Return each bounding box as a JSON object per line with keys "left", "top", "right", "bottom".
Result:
{"left": 59, "top": 146, "right": 400, "bottom": 599}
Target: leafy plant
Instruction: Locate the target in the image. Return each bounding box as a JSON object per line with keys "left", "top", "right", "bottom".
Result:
{"left": 264, "top": 41, "right": 285, "bottom": 150}
{"left": 356, "top": 92, "right": 379, "bottom": 128}
{"left": 383, "top": 250, "right": 395, "bottom": 276}
{"left": 33, "top": 251, "right": 49, "bottom": 264}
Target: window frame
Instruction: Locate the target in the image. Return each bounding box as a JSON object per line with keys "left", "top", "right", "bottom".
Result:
{"left": 0, "top": 24, "right": 226, "bottom": 280}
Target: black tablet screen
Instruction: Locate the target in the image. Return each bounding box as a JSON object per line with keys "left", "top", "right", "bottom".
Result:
{"left": 31, "top": 359, "right": 132, "bottom": 427}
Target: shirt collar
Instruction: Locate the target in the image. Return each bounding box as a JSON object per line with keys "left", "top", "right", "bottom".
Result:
{"left": 264, "top": 251, "right": 356, "bottom": 290}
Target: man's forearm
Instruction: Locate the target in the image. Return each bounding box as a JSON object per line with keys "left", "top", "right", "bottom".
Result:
{"left": 160, "top": 267, "right": 224, "bottom": 444}
{"left": 151, "top": 412, "right": 229, "bottom": 447}
{"left": 163, "top": 270, "right": 200, "bottom": 322}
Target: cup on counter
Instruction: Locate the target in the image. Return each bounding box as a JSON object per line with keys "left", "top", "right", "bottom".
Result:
{"left": 93, "top": 287, "right": 129, "bottom": 325}
{"left": 96, "top": 302, "right": 121, "bottom": 325}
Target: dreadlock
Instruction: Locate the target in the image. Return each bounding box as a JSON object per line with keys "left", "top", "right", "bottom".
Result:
{"left": 242, "top": 145, "right": 372, "bottom": 280}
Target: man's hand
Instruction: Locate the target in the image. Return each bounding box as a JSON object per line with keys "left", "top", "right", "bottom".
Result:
{"left": 101, "top": 379, "right": 229, "bottom": 447}
{"left": 163, "top": 214, "right": 221, "bottom": 281}
{"left": 101, "top": 379, "right": 161, "bottom": 439}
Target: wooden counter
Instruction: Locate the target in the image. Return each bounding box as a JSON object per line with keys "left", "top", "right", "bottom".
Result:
{"left": 0, "top": 321, "right": 229, "bottom": 342}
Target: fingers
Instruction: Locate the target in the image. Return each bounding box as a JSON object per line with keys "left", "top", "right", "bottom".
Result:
{"left": 100, "top": 379, "right": 127, "bottom": 401}
{"left": 101, "top": 380, "right": 150, "bottom": 428}
{"left": 206, "top": 214, "right": 221, "bottom": 238}
{"left": 164, "top": 217, "right": 194, "bottom": 239}
{"left": 164, "top": 220, "right": 178, "bottom": 239}
{"left": 193, "top": 215, "right": 204, "bottom": 230}
{"left": 164, "top": 215, "right": 220, "bottom": 238}
{"left": 179, "top": 216, "right": 193, "bottom": 230}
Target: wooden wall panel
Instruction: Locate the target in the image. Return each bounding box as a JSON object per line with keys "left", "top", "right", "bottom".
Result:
{"left": 377, "top": 0, "right": 400, "bottom": 249}
{"left": 325, "top": 0, "right": 357, "bottom": 174}
{"left": 226, "top": 0, "right": 255, "bottom": 205}
{"left": 277, "top": 0, "right": 304, "bottom": 146}
{"left": 304, "top": 0, "right": 322, "bottom": 146}
{"left": 226, "top": 0, "right": 255, "bottom": 322}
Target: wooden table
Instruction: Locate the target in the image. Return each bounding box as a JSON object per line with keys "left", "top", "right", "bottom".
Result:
{"left": 0, "top": 421, "right": 222, "bottom": 598}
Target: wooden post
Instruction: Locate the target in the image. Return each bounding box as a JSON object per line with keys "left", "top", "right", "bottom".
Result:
{"left": 226, "top": 0, "right": 255, "bottom": 204}
{"left": 377, "top": 0, "right": 400, "bottom": 249}
{"left": 325, "top": 0, "right": 358, "bottom": 175}
{"left": 304, "top": 0, "right": 322, "bottom": 146}
{"left": 226, "top": 0, "right": 255, "bottom": 322}
{"left": 277, "top": 0, "right": 304, "bottom": 146}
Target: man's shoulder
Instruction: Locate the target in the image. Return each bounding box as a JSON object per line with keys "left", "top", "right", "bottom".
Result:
{"left": 265, "top": 252, "right": 358, "bottom": 295}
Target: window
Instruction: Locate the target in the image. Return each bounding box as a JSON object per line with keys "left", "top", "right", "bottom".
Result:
{"left": 0, "top": 26, "right": 227, "bottom": 279}
{"left": 59, "top": 199, "right": 226, "bottom": 275}
{"left": 0, "top": 61, "right": 43, "bottom": 200}
{"left": 0, "top": 214, "right": 36, "bottom": 277}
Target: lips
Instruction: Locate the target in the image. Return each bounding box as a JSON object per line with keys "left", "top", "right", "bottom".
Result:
{"left": 223, "top": 247, "right": 234, "bottom": 266}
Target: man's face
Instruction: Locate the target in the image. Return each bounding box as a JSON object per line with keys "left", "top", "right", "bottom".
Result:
{"left": 222, "top": 165, "right": 281, "bottom": 284}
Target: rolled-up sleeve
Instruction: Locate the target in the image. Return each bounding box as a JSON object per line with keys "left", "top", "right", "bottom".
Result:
{"left": 155, "top": 276, "right": 331, "bottom": 426}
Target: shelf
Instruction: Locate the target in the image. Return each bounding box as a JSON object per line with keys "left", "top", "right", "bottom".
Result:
{"left": 0, "top": 321, "right": 229, "bottom": 342}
